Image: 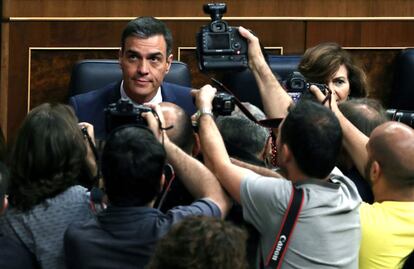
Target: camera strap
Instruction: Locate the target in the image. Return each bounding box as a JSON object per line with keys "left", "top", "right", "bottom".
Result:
{"left": 81, "top": 127, "right": 101, "bottom": 186}
{"left": 265, "top": 184, "right": 304, "bottom": 269}
{"left": 211, "top": 78, "right": 284, "bottom": 128}
{"left": 211, "top": 77, "right": 333, "bottom": 126}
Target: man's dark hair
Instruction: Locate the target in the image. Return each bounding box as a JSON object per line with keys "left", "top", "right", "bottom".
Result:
{"left": 0, "top": 162, "right": 8, "bottom": 210}
{"left": 217, "top": 116, "right": 268, "bottom": 165}
{"left": 121, "top": 16, "right": 173, "bottom": 55}
{"left": 8, "top": 103, "right": 87, "bottom": 211}
{"left": 101, "top": 125, "right": 166, "bottom": 206}
{"left": 338, "top": 98, "right": 388, "bottom": 136}
{"left": 281, "top": 100, "right": 343, "bottom": 178}
{"left": 147, "top": 216, "right": 248, "bottom": 269}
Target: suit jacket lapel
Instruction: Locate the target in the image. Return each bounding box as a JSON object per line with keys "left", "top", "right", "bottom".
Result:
{"left": 161, "top": 83, "right": 177, "bottom": 103}
{"left": 107, "top": 81, "right": 122, "bottom": 104}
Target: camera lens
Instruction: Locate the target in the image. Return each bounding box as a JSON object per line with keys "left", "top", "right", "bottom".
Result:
{"left": 292, "top": 80, "right": 304, "bottom": 90}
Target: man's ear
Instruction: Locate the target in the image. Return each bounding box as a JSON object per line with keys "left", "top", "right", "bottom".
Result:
{"left": 281, "top": 144, "right": 292, "bottom": 164}
{"left": 370, "top": 160, "right": 381, "bottom": 185}
{"left": 160, "top": 173, "right": 166, "bottom": 192}
{"left": 165, "top": 54, "right": 173, "bottom": 74}
{"left": 0, "top": 196, "right": 8, "bottom": 214}
{"left": 192, "top": 133, "right": 201, "bottom": 157}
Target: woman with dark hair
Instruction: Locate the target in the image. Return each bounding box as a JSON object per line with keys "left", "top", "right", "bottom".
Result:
{"left": 299, "top": 42, "right": 368, "bottom": 101}
{"left": 0, "top": 103, "right": 96, "bottom": 268}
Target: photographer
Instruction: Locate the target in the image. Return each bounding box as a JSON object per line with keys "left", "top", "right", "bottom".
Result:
{"left": 64, "top": 104, "right": 231, "bottom": 269}
{"left": 193, "top": 26, "right": 361, "bottom": 268}
{"left": 311, "top": 86, "right": 414, "bottom": 269}
{"left": 0, "top": 103, "right": 96, "bottom": 269}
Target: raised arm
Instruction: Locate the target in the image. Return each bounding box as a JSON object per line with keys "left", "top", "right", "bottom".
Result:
{"left": 192, "top": 85, "right": 252, "bottom": 203}
{"left": 310, "top": 86, "right": 370, "bottom": 178}
{"left": 238, "top": 26, "right": 293, "bottom": 119}
{"left": 143, "top": 104, "right": 231, "bottom": 218}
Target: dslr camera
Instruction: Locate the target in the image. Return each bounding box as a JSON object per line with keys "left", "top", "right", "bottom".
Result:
{"left": 284, "top": 71, "right": 328, "bottom": 103}
{"left": 105, "top": 99, "right": 152, "bottom": 133}
{"left": 196, "top": 3, "right": 248, "bottom": 71}
{"left": 213, "top": 92, "right": 235, "bottom": 116}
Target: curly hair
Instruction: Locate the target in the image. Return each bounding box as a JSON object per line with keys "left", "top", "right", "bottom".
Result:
{"left": 298, "top": 42, "right": 368, "bottom": 98}
{"left": 8, "top": 103, "right": 87, "bottom": 211}
{"left": 147, "top": 216, "right": 248, "bottom": 269}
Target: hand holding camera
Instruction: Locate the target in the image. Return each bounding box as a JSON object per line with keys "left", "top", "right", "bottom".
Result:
{"left": 192, "top": 85, "right": 217, "bottom": 111}
{"left": 284, "top": 71, "right": 328, "bottom": 103}
{"left": 104, "top": 99, "right": 152, "bottom": 133}
{"left": 308, "top": 83, "right": 339, "bottom": 113}
{"left": 192, "top": 84, "right": 236, "bottom": 118}
{"left": 141, "top": 103, "right": 170, "bottom": 142}
{"left": 196, "top": 3, "right": 249, "bottom": 71}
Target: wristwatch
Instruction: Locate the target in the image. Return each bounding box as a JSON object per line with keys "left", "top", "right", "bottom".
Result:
{"left": 195, "top": 108, "right": 214, "bottom": 123}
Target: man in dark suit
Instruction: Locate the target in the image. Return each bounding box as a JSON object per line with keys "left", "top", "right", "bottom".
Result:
{"left": 69, "top": 16, "right": 196, "bottom": 139}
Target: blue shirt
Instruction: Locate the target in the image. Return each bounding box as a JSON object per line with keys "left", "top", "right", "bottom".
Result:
{"left": 64, "top": 198, "right": 221, "bottom": 269}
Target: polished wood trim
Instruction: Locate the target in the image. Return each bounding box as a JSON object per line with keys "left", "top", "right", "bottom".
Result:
{"left": 344, "top": 47, "right": 411, "bottom": 50}
{"left": 177, "top": 47, "right": 196, "bottom": 62}
{"left": 28, "top": 47, "right": 121, "bottom": 50}
{"left": 177, "top": 46, "right": 284, "bottom": 61}
{"left": 27, "top": 47, "right": 32, "bottom": 113}
{"left": 4, "top": 0, "right": 414, "bottom": 18}
{"left": 0, "top": 23, "right": 9, "bottom": 139}
{"left": 267, "top": 47, "right": 284, "bottom": 55}
{"left": 8, "top": 17, "right": 414, "bottom": 22}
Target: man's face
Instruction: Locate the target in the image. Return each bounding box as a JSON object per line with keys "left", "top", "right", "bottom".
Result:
{"left": 119, "top": 35, "right": 173, "bottom": 103}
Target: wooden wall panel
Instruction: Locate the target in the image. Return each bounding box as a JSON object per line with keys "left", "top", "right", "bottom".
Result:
{"left": 4, "top": 18, "right": 414, "bottom": 139}
{"left": 3, "top": 0, "right": 414, "bottom": 17}
{"left": 6, "top": 21, "right": 124, "bottom": 139}
{"left": 348, "top": 49, "right": 400, "bottom": 105}
{"left": 29, "top": 49, "right": 119, "bottom": 110}
{"left": 306, "top": 21, "right": 414, "bottom": 47}
{"left": 2, "top": 0, "right": 414, "bottom": 139}
{"left": 5, "top": 19, "right": 307, "bottom": 139}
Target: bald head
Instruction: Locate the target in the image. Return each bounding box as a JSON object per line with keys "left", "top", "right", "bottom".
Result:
{"left": 338, "top": 98, "right": 388, "bottom": 136}
{"left": 160, "top": 102, "right": 194, "bottom": 154}
{"left": 369, "top": 121, "right": 414, "bottom": 187}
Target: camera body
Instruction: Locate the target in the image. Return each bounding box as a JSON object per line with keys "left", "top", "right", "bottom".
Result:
{"left": 196, "top": 3, "right": 248, "bottom": 71}
{"left": 213, "top": 92, "right": 235, "bottom": 116}
{"left": 284, "top": 71, "right": 328, "bottom": 103}
{"left": 105, "top": 99, "right": 152, "bottom": 133}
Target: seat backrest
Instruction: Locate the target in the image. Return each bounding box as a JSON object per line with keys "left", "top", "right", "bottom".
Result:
{"left": 221, "top": 55, "right": 302, "bottom": 110}
{"left": 68, "top": 59, "right": 192, "bottom": 97}
{"left": 390, "top": 49, "right": 414, "bottom": 110}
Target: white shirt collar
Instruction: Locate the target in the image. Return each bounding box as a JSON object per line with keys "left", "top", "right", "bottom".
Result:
{"left": 120, "top": 80, "right": 163, "bottom": 105}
